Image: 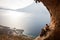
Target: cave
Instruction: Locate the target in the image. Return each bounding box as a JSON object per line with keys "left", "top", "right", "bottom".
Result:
{"left": 34, "top": 0, "right": 60, "bottom": 40}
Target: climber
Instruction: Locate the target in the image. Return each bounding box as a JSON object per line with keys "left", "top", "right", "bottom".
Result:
{"left": 40, "top": 28, "right": 47, "bottom": 37}
{"left": 40, "top": 24, "right": 50, "bottom": 37}
{"left": 45, "top": 24, "right": 50, "bottom": 31}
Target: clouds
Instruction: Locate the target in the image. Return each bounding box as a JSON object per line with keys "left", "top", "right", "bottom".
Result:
{"left": 0, "top": 0, "right": 34, "bottom": 9}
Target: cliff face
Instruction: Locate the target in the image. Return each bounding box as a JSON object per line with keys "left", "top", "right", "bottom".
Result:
{"left": 34, "top": 0, "right": 60, "bottom": 40}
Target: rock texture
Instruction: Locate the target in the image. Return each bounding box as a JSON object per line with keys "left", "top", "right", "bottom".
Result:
{"left": 34, "top": 0, "right": 60, "bottom": 40}
{"left": 0, "top": 34, "right": 33, "bottom": 40}
{"left": 0, "top": 25, "right": 33, "bottom": 40}
{"left": 0, "top": 25, "right": 24, "bottom": 36}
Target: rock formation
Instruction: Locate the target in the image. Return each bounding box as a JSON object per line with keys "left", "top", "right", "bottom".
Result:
{"left": 34, "top": 0, "right": 60, "bottom": 40}
{"left": 0, "top": 25, "right": 24, "bottom": 36}
{"left": 0, "top": 25, "right": 33, "bottom": 40}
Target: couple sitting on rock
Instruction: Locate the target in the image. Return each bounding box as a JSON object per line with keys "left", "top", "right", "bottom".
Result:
{"left": 40, "top": 24, "right": 50, "bottom": 37}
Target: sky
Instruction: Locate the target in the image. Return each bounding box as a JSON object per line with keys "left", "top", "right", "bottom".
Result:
{"left": 0, "top": 0, "right": 34, "bottom": 9}
{"left": 0, "top": 0, "right": 50, "bottom": 37}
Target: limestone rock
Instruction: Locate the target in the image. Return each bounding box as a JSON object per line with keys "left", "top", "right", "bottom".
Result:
{"left": 34, "top": 0, "right": 60, "bottom": 40}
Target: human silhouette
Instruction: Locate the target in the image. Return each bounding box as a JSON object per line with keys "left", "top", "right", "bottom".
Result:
{"left": 40, "top": 24, "right": 50, "bottom": 37}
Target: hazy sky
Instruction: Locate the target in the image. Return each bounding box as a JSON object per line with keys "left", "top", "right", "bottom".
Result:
{"left": 0, "top": 0, "right": 50, "bottom": 36}
{"left": 0, "top": 0, "right": 34, "bottom": 9}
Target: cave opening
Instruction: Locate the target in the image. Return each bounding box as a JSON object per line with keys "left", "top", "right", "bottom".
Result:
{"left": 34, "top": 0, "right": 60, "bottom": 40}
{"left": 32, "top": 2, "right": 51, "bottom": 37}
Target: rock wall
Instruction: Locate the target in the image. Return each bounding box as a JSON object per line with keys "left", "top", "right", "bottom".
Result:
{"left": 34, "top": 0, "right": 60, "bottom": 40}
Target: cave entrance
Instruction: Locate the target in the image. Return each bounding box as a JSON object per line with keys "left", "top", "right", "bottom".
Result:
{"left": 35, "top": 0, "right": 60, "bottom": 40}
{"left": 31, "top": 2, "right": 51, "bottom": 37}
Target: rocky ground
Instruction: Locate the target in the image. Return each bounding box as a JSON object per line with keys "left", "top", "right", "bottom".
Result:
{"left": 0, "top": 25, "right": 34, "bottom": 40}
{"left": 0, "top": 34, "right": 34, "bottom": 40}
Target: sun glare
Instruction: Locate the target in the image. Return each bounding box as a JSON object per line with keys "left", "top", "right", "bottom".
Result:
{"left": 0, "top": 10, "right": 33, "bottom": 29}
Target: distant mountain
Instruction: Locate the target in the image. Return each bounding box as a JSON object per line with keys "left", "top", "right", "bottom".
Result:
{"left": 0, "top": 3, "right": 49, "bottom": 14}
{"left": 0, "top": 7, "right": 16, "bottom": 11}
